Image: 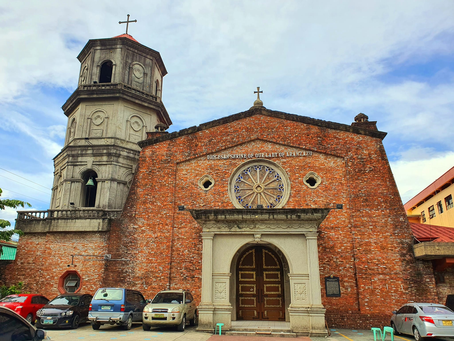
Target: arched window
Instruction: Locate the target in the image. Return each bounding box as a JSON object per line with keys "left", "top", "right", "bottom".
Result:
{"left": 99, "top": 61, "right": 113, "bottom": 83}
{"left": 82, "top": 170, "right": 98, "bottom": 207}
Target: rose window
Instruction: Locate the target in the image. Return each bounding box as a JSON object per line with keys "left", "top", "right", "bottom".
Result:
{"left": 229, "top": 160, "right": 290, "bottom": 209}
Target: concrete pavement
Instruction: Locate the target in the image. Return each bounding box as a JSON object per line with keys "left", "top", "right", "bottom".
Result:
{"left": 44, "top": 324, "right": 419, "bottom": 341}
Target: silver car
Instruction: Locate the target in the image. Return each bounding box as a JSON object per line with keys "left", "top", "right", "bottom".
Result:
{"left": 142, "top": 290, "right": 197, "bottom": 332}
{"left": 391, "top": 303, "right": 454, "bottom": 341}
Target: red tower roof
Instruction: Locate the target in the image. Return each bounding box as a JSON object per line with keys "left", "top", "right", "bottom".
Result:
{"left": 113, "top": 34, "right": 139, "bottom": 43}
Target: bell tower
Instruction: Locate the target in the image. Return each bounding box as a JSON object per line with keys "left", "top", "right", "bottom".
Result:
{"left": 50, "top": 33, "right": 171, "bottom": 210}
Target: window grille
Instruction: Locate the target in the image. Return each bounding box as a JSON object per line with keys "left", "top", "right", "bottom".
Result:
{"left": 428, "top": 205, "right": 436, "bottom": 219}
{"left": 437, "top": 201, "right": 444, "bottom": 214}
{"left": 446, "top": 195, "right": 453, "bottom": 210}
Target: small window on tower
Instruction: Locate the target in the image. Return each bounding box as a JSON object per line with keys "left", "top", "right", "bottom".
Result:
{"left": 155, "top": 80, "right": 160, "bottom": 97}
{"left": 99, "top": 61, "right": 113, "bottom": 83}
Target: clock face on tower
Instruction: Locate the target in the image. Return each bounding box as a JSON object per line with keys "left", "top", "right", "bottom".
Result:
{"left": 228, "top": 159, "right": 290, "bottom": 209}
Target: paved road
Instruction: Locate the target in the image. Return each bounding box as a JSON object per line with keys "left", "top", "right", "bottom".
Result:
{"left": 43, "top": 324, "right": 425, "bottom": 341}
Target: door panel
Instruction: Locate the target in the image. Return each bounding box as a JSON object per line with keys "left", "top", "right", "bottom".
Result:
{"left": 237, "top": 246, "right": 285, "bottom": 320}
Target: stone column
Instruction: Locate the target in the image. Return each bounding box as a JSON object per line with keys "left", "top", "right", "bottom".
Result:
{"left": 306, "top": 232, "right": 326, "bottom": 335}
{"left": 197, "top": 232, "right": 215, "bottom": 332}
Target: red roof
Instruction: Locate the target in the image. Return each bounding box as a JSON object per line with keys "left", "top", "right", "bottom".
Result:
{"left": 410, "top": 222, "right": 454, "bottom": 242}
{"left": 112, "top": 34, "right": 139, "bottom": 43}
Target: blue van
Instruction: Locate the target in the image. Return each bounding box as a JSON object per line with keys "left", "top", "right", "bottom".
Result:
{"left": 88, "top": 288, "right": 147, "bottom": 330}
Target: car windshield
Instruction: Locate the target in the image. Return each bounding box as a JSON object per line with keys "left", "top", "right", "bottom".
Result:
{"left": 94, "top": 289, "right": 123, "bottom": 301}
{"left": 420, "top": 306, "right": 454, "bottom": 315}
{"left": 152, "top": 293, "right": 184, "bottom": 304}
{"left": 49, "top": 296, "right": 80, "bottom": 306}
{"left": 0, "top": 296, "right": 27, "bottom": 303}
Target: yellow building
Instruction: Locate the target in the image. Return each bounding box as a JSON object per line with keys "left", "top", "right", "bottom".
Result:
{"left": 405, "top": 166, "right": 454, "bottom": 227}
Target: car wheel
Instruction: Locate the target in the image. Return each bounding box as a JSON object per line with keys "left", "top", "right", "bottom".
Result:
{"left": 413, "top": 327, "right": 423, "bottom": 341}
{"left": 25, "top": 314, "right": 33, "bottom": 324}
{"left": 143, "top": 323, "right": 151, "bottom": 331}
{"left": 177, "top": 315, "right": 186, "bottom": 332}
{"left": 123, "top": 315, "right": 133, "bottom": 330}
{"left": 391, "top": 322, "right": 400, "bottom": 335}
{"left": 190, "top": 310, "right": 198, "bottom": 326}
{"left": 71, "top": 314, "right": 80, "bottom": 329}
{"left": 91, "top": 322, "right": 101, "bottom": 330}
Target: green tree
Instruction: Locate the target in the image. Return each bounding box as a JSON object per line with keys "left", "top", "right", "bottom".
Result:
{"left": 0, "top": 188, "right": 31, "bottom": 242}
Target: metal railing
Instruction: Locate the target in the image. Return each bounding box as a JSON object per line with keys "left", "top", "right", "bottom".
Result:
{"left": 80, "top": 83, "right": 159, "bottom": 102}
{"left": 17, "top": 209, "right": 122, "bottom": 220}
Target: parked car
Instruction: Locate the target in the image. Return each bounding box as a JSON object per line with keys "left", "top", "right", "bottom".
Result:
{"left": 0, "top": 294, "right": 49, "bottom": 324}
{"left": 391, "top": 303, "right": 454, "bottom": 341}
{"left": 0, "top": 306, "right": 48, "bottom": 341}
{"left": 89, "top": 288, "right": 147, "bottom": 330}
{"left": 35, "top": 293, "right": 92, "bottom": 329}
{"left": 142, "top": 289, "right": 197, "bottom": 331}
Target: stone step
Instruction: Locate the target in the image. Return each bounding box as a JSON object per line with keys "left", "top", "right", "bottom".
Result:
{"left": 225, "top": 330, "right": 297, "bottom": 338}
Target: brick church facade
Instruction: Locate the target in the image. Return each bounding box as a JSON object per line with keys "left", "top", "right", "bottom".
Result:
{"left": 6, "top": 34, "right": 439, "bottom": 335}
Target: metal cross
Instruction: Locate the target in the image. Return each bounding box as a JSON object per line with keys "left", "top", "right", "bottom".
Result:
{"left": 254, "top": 87, "right": 263, "bottom": 100}
{"left": 119, "top": 14, "right": 137, "bottom": 35}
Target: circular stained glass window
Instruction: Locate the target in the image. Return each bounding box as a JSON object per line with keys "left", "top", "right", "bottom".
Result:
{"left": 228, "top": 160, "right": 290, "bottom": 209}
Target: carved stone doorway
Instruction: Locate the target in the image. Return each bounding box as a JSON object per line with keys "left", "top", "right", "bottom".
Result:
{"left": 237, "top": 246, "right": 285, "bottom": 321}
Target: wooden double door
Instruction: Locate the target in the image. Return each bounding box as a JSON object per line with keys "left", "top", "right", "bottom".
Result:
{"left": 237, "top": 246, "right": 285, "bottom": 320}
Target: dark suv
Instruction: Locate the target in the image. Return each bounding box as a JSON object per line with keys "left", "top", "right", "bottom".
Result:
{"left": 88, "top": 288, "right": 147, "bottom": 330}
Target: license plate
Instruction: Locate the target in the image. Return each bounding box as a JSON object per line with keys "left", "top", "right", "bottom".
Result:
{"left": 43, "top": 320, "right": 54, "bottom": 324}
{"left": 154, "top": 314, "right": 165, "bottom": 318}
{"left": 442, "top": 320, "right": 453, "bottom": 326}
{"left": 101, "top": 305, "right": 111, "bottom": 310}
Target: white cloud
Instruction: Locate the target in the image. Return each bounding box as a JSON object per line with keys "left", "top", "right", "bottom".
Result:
{"left": 390, "top": 151, "right": 454, "bottom": 204}
{"left": 0, "top": 0, "right": 453, "bottom": 206}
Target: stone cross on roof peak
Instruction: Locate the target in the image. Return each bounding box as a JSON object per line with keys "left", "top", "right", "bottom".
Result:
{"left": 251, "top": 86, "right": 265, "bottom": 109}
{"left": 119, "top": 14, "right": 137, "bottom": 35}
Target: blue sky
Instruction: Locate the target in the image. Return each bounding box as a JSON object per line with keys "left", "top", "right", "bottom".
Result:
{"left": 1, "top": 0, "right": 454, "bottom": 228}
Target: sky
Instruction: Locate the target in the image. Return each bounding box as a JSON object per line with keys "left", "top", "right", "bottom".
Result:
{"left": 1, "top": 0, "right": 454, "bottom": 231}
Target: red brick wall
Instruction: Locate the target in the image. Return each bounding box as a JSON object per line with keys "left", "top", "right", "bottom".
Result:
{"left": 5, "top": 232, "right": 108, "bottom": 300}
{"left": 8, "top": 109, "right": 438, "bottom": 327}
{"left": 109, "top": 110, "right": 437, "bottom": 324}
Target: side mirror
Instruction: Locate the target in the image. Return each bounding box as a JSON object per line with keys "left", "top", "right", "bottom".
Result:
{"left": 146, "top": 299, "right": 152, "bottom": 304}
{"left": 36, "top": 329, "right": 46, "bottom": 340}
{"left": 392, "top": 310, "right": 397, "bottom": 314}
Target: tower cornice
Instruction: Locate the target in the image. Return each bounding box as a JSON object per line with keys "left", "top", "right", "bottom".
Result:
{"left": 77, "top": 36, "right": 167, "bottom": 76}
{"left": 62, "top": 83, "right": 172, "bottom": 127}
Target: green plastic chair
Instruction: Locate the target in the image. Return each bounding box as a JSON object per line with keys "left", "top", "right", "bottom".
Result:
{"left": 371, "top": 327, "right": 382, "bottom": 341}
{"left": 382, "top": 326, "right": 394, "bottom": 341}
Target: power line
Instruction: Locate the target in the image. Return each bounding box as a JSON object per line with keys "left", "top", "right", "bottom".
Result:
{"left": 0, "top": 174, "right": 50, "bottom": 195}
{"left": 0, "top": 168, "right": 49, "bottom": 190}
{"left": 1, "top": 187, "right": 50, "bottom": 205}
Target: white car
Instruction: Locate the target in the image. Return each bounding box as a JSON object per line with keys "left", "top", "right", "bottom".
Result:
{"left": 391, "top": 303, "right": 454, "bottom": 341}
{"left": 142, "top": 290, "right": 197, "bottom": 331}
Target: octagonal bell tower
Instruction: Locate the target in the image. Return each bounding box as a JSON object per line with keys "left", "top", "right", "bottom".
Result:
{"left": 51, "top": 33, "right": 172, "bottom": 210}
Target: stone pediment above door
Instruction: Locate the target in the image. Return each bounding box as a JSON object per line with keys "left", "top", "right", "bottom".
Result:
{"left": 189, "top": 208, "right": 331, "bottom": 234}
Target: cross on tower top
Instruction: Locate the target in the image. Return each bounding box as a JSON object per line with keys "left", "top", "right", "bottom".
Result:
{"left": 119, "top": 14, "right": 137, "bottom": 35}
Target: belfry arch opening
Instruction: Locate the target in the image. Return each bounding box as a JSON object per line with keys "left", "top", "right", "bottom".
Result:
{"left": 230, "top": 243, "right": 290, "bottom": 321}
{"left": 82, "top": 170, "right": 98, "bottom": 207}
{"left": 99, "top": 61, "right": 113, "bottom": 83}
